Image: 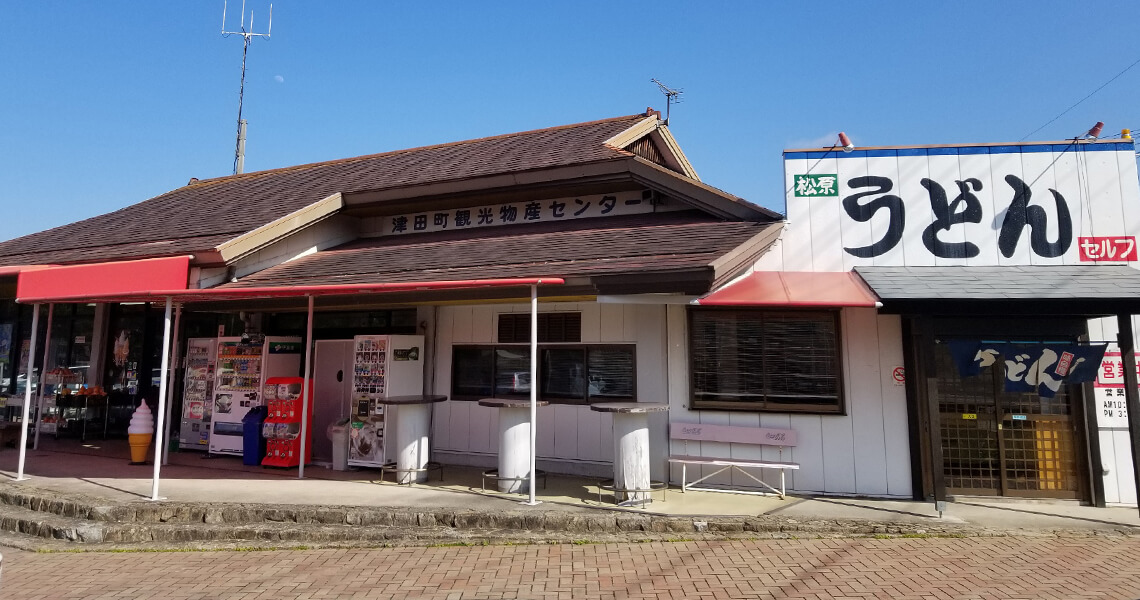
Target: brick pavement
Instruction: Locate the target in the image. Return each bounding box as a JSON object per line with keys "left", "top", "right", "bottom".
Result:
{"left": 2, "top": 536, "right": 1140, "bottom": 599}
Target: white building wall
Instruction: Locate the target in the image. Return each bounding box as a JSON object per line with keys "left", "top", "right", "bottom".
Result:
{"left": 665, "top": 304, "right": 911, "bottom": 497}
{"left": 430, "top": 301, "right": 669, "bottom": 479}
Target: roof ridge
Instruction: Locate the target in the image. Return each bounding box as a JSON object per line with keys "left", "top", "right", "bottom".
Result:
{"left": 183, "top": 113, "right": 649, "bottom": 189}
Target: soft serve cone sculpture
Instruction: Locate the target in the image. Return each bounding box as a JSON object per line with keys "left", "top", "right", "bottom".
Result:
{"left": 127, "top": 400, "right": 154, "bottom": 464}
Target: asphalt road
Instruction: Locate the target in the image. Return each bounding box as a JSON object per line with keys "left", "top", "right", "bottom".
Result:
{"left": 3, "top": 536, "right": 1140, "bottom": 599}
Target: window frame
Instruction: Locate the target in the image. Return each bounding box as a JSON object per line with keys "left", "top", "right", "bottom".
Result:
{"left": 450, "top": 343, "right": 637, "bottom": 406}
{"left": 688, "top": 307, "right": 845, "bottom": 415}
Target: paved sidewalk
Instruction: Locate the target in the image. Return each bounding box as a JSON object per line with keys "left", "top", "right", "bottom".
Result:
{"left": 1, "top": 438, "right": 1139, "bottom": 536}
{"left": 4, "top": 536, "right": 1140, "bottom": 599}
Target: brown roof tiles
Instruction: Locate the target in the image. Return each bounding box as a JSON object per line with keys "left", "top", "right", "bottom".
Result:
{"left": 0, "top": 114, "right": 650, "bottom": 266}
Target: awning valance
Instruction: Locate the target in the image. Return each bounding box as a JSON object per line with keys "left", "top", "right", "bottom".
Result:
{"left": 16, "top": 256, "right": 190, "bottom": 303}
{"left": 696, "top": 271, "right": 880, "bottom": 308}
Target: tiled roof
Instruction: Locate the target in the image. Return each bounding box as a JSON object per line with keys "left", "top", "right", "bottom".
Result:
{"left": 0, "top": 114, "right": 651, "bottom": 267}
{"left": 223, "top": 212, "right": 775, "bottom": 288}
{"left": 855, "top": 265, "right": 1140, "bottom": 299}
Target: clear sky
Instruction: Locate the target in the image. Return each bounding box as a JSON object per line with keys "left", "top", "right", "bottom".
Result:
{"left": 3, "top": 1, "right": 1140, "bottom": 242}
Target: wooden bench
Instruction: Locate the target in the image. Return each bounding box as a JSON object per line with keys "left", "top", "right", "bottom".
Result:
{"left": 668, "top": 423, "right": 799, "bottom": 498}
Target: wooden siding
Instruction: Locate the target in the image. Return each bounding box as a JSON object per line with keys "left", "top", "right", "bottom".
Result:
{"left": 431, "top": 302, "right": 669, "bottom": 474}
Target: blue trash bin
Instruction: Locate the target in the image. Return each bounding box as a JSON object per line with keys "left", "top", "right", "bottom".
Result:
{"left": 241, "top": 406, "right": 269, "bottom": 466}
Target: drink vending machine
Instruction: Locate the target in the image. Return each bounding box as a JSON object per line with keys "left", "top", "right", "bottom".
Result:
{"left": 347, "top": 334, "right": 425, "bottom": 468}
{"left": 260, "top": 377, "right": 313, "bottom": 467}
{"left": 209, "top": 336, "right": 302, "bottom": 456}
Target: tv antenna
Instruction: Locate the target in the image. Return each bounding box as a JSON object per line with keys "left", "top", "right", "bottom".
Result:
{"left": 650, "top": 78, "right": 683, "bottom": 125}
{"left": 222, "top": 0, "right": 272, "bottom": 174}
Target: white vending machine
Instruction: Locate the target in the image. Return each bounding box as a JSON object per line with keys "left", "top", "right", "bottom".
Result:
{"left": 209, "top": 336, "right": 302, "bottom": 456}
{"left": 179, "top": 338, "right": 217, "bottom": 451}
{"left": 347, "top": 334, "right": 425, "bottom": 467}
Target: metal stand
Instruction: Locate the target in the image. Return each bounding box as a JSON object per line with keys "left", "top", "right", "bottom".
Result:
{"left": 598, "top": 479, "right": 667, "bottom": 507}
{"left": 379, "top": 460, "right": 443, "bottom": 485}
{"left": 481, "top": 469, "right": 547, "bottom": 493}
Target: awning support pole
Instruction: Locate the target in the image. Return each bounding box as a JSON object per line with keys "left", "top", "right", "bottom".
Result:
{"left": 1116, "top": 314, "right": 1140, "bottom": 518}
{"left": 33, "top": 303, "right": 54, "bottom": 450}
{"left": 16, "top": 304, "right": 41, "bottom": 480}
{"left": 524, "top": 284, "right": 539, "bottom": 506}
{"left": 299, "top": 294, "right": 314, "bottom": 479}
{"left": 161, "top": 303, "right": 183, "bottom": 466}
{"left": 150, "top": 297, "right": 173, "bottom": 501}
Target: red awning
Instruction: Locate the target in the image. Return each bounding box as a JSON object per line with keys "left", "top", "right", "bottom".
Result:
{"left": 18, "top": 270, "right": 565, "bottom": 304}
{"left": 16, "top": 256, "right": 192, "bottom": 303}
{"left": 697, "top": 271, "right": 880, "bottom": 308}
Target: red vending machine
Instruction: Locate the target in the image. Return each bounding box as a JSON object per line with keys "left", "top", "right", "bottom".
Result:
{"left": 260, "top": 377, "right": 313, "bottom": 468}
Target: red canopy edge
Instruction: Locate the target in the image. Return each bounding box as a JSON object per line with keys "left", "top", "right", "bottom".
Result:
{"left": 696, "top": 271, "right": 880, "bottom": 308}
{"left": 17, "top": 256, "right": 191, "bottom": 303}
{"left": 17, "top": 276, "right": 566, "bottom": 304}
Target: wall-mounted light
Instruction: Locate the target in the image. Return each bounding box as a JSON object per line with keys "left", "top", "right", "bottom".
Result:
{"left": 838, "top": 132, "right": 854, "bottom": 152}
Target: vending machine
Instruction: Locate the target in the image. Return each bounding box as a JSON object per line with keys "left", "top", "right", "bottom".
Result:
{"left": 347, "top": 334, "right": 425, "bottom": 467}
{"left": 261, "top": 377, "right": 313, "bottom": 468}
{"left": 178, "top": 338, "right": 217, "bottom": 451}
{"left": 209, "top": 336, "right": 302, "bottom": 456}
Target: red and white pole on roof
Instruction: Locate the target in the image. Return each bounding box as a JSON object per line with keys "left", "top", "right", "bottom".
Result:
{"left": 150, "top": 297, "right": 173, "bottom": 501}
{"left": 16, "top": 304, "right": 41, "bottom": 480}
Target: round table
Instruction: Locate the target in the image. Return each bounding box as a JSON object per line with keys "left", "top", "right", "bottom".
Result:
{"left": 478, "top": 398, "right": 549, "bottom": 492}
{"left": 589, "top": 402, "right": 669, "bottom": 505}
{"left": 378, "top": 395, "right": 448, "bottom": 484}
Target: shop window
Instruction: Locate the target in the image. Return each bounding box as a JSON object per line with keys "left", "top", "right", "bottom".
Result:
{"left": 497, "top": 313, "right": 581, "bottom": 343}
{"left": 689, "top": 309, "right": 844, "bottom": 414}
{"left": 451, "top": 344, "right": 635, "bottom": 405}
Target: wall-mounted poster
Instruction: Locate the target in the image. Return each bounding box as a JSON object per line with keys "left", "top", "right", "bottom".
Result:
{"left": 0, "top": 324, "right": 12, "bottom": 364}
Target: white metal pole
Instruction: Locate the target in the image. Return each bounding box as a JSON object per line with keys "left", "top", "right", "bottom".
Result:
{"left": 299, "top": 295, "right": 314, "bottom": 479}
{"left": 150, "top": 298, "right": 173, "bottom": 501}
{"left": 526, "top": 285, "right": 539, "bottom": 505}
{"left": 16, "top": 304, "right": 41, "bottom": 481}
{"left": 161, "top": 304, "right": 182, "bottom": 466}
{"left": 33, "top": 303, "right": 54, "bottom": 450}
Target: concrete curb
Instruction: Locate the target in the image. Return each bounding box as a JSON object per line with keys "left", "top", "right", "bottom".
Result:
{"left": 0, "top": 483, "right": 1137, "bottom": 551}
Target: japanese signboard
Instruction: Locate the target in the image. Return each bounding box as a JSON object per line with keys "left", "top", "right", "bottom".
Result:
{"left": 782, "top": 142, "right": 1140, "bottom": 270}
{"left": 373, "top": 190, "right": 656, "bottom": 236}
{"left": 1094, "top": 351, "right": 1134, "bottom": 428}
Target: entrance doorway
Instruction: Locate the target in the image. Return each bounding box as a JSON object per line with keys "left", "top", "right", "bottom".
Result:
{"left": 934, "top": 342, "right": 1085, "bottom": 499}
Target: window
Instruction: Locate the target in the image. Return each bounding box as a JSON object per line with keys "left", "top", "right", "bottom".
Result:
{"left": 498, "top": 312, "right": 581, "bottom": 343}
{"left": 451, "top": 344, "right": 635, "bottom": 405}
{"left": 690, "top": 309, "right": 843, "bottom": 413}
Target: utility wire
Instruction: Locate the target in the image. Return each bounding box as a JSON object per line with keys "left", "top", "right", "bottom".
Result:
{"left": 1019, "top": 55, "right": 1140, "bottom": 141}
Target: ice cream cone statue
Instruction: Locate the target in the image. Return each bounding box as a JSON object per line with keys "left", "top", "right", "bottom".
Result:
{"left": 128, "top": 400, "right": 154, "bottom": 464}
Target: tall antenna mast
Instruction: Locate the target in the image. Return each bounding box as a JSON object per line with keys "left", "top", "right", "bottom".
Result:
{"left": 222, "top": 0, "right": 272, "bottom": 175}
{"left": 650, "top": 78, "right": 683, "bottom": 125}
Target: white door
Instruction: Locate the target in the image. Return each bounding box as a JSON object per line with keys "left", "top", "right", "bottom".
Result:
{"left": 311, "top": 340, "right": 353, "bottom": 463}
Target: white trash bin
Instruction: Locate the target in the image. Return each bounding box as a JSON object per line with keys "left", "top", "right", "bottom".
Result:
{"left": 327, "top": 418, "right": 350, "bottom": 471}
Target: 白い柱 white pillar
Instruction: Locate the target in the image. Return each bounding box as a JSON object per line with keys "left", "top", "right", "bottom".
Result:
{"left": 15, "top": 304, "right": 41, "bottom": 481}
{"left": 498, "top": 405, "right": 531, "bottom": 493}
{"left": 613, "top": 412, "right": 651, "bottom": 503}
{"left": 394, "top": 404, "right": 430, "bottom": 483}
{"left": 150, "top": 297, "right": 173, "bottom": 501}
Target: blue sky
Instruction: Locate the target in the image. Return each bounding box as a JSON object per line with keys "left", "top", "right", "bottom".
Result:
{"left": 3, "top": 2, "right": 1140, "bottom": 242}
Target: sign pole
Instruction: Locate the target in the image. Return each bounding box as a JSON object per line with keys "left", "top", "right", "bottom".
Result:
{"left": 1116, "top": 314, "right": 1140, "bottom": 517}
{"left": 15, "top": 304, "right": 41, "bottom": 481}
